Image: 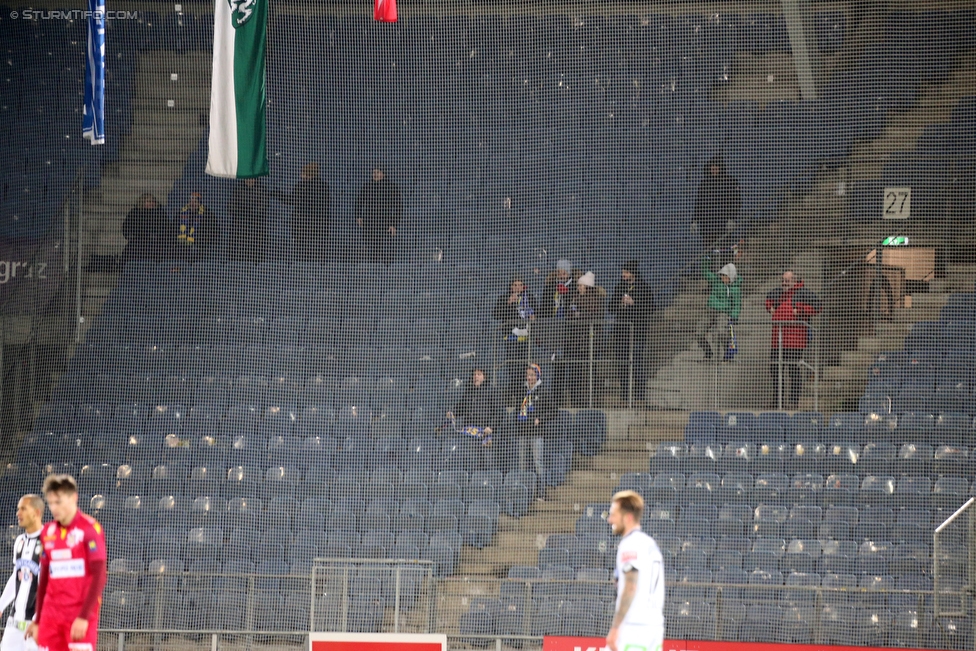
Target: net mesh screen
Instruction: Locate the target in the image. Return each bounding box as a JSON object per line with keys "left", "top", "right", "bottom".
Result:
{"left": 2, "top": 1, "right": 976, "bottom": 649}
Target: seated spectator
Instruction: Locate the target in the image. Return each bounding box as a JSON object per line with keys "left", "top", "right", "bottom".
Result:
{"left": 563, "top": 271, "right": 607, "bottom": 407}
{"left": 176, "top": 191, "right": 209, "bottom": 258}
{"left": 122, "top": 193, "right": 175, "bottom": 263}
{"left": 513, "top": 363, "right": 555, "bottom": 502}
{"left": 446, "top": 367, "right": 503, "bottom": 470}
{"left": 697, "top": 259, "right": 742, "bottom": 361}
{"left": 493, "top": 275, "right": 538, "bottom": 399}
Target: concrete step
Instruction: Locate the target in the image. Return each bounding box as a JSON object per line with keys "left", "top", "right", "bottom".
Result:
{"left": 857, "top": 335, "right": 906, "bottom": 354}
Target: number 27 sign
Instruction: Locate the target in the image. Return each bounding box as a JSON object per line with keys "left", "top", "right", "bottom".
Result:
{"left": 883, "top": 187, "right": 912, "bottom": 220}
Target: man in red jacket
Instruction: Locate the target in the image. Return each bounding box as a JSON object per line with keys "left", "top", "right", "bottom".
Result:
{"left": 765, "top": 271, "right": 821, "bottom": 409}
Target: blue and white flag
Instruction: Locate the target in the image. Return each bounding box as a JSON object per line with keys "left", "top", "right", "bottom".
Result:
{"left": 82, "top": 0, "right": 105, "bottom": 145}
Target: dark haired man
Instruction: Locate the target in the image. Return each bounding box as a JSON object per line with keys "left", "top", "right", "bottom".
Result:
{"left": 447, "top": 367, "right": 503, "bottom": 470}
{"left": 27, "top": 476, "right": 107, "bottom": 651}
{"left": 0, "top": 495, "right": 44, "bottom": 651}
{"left": 610, "top": 261, "right": 654, "bottom": 403}
{"left": 355, "top": 166, "right": 402, "bottom": 265}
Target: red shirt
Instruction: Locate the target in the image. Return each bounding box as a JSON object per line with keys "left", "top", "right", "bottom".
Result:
{"left": 37, "top": 512, "right": 107, "bottom": 623}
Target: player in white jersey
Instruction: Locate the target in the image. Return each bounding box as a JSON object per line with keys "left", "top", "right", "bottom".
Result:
{"left": 606, "top": 490, "right": 665, "bottom": 651}
{"left": 0, "top": 496, "right": 44, "bottom": 651}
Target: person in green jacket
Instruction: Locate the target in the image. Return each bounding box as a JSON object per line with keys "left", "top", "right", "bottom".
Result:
{"left": 697, "top": 259, "right": 742, "bottom": 361}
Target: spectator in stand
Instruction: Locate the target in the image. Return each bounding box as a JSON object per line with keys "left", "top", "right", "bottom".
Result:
{"left": 692, "top": 155, "right": 741, "bottom": 268}
{"left": 514, "top": 363, "right": 555, "bottom": 502}
{"left": 227, "top": 178, "right": 268, "bottom": 263}
{"left": 446, "top": 367, "right": 503, "bottom": 470}
{"left": 176, "top": 191, "right": 208, "bottom": 259}
{"left": 355, "top": 165, "right": 402, "bottom": 265}
{"left": 564, "top": 271, "right": 607, "bottom": 407}
{"left": 765, "top": 270, "right": 821, "bottom": 409}
{"left": 276, "top": 162, "right": 330, "bottom": 263}
{"left": 697, "top": 259, "right": 742, "bottom": 361}
{"left": 493, "top": 275, "right": 538, "bottom": 399}
{"left": 122, "top": 193, "right": 175, "bottom": 264}
{"left": 610, "top": 261, "right": 654, "bottom": 404}
{"left": 542, "top": 259, "right": 579, "bottom": 405}
{"left": 542, "top": 259, "right": 578, "bottom": 319}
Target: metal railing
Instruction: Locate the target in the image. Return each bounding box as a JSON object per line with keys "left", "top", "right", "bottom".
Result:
{"left": 491, "top": 318, "right": 636, "bottom": 408}
{"left": 310, "top": 558, "right": 437, "bottom": 634}
{"left": 934, "top": 497, "right": 976, "bottom": 648}
{"left": 98, "top": 571, "right": 968, "bottom": 650}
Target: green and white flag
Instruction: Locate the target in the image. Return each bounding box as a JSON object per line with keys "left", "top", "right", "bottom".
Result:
{"left": 206, "top": 0, "right": 269, "bottom": 179}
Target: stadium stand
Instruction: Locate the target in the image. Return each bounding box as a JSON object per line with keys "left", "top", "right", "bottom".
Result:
{"left": 4, "top": 1, "right": 976, "bottom": 649}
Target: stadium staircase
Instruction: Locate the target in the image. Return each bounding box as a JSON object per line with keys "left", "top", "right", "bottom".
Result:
{"left": 80, "top": 50, "right": 210, "bottom": 338}
{"left": 438, "top": 410, "right": 686, "bottom": 631}
{"left": 645, "top": 18, "right": 976, "bottom": 414}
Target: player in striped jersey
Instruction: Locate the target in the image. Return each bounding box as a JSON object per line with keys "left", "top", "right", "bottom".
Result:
{"left": 0, "top": 495, "right": 43, "bottom": 651}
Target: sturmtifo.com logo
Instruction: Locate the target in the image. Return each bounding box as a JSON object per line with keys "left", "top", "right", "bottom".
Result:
{"left": 10, "top": 9, "right": 139, "bottom": 19}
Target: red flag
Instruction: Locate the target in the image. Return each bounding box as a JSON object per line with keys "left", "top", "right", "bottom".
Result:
{"left": 374, "top": 0, "right": 397, "bottom": 22}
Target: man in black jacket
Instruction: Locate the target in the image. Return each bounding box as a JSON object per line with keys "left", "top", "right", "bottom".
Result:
{"left": 447, "top": 368, "right": 503, "bottom": 470}
{"left": 493, "top": 276, "right": 539, "bottom": 400}
{"left": 610, "top": 261, "right": 655, "bottom": 403}
{"left": 227, "top": 178, "right": 268, "bottom": 263}
{"left": 277, "top": 162, "right": 330, "bottom": 263}
{"left": 514, "top": 364, "right": 555, "bottom": 501}
{"left": 355, "top": 165, "right": 402, "bottom": 265}
{"left": 693, "top": 156, "right": 741, "bottom": 266}
{"left": 122, "top": 193, "right": 175, "bottom": 263}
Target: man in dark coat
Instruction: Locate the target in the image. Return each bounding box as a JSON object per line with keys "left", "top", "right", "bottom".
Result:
{"left": 493, "top": 276, "right": 539, "bottom": 400}
{"left": 447, "top": 367, "right": 503, "bottom": 470}
{"left": 693, "top": 156, "right": 741, "bottom": 264}
{"left": 609, "top": 260, "right": 655, "bottom": 403}
{"left": 227, "top": 178, "right": 268, "bottom": 264}
{"left": 765, "top": 270, "right": 821, "bottom": 409}
{"left": 122, "top": 193, "right": 175, "bottom": 263}
{"left": 355, "top": 166, "right": 402, "bottom": 265}
{"left": 277, "top": 162, "right": 330, "bottom": 263}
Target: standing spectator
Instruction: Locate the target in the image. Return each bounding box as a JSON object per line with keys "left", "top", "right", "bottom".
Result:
{"left": 513, "top": 364, "right": 555, "bottom": 502}
{"left": 226, "top": 178, "right": 268, "bottom": 263}
{"left": 277, "top": 162, "right": 330, "bottom": 263}
{"left": 542, "top": 259, "right": 579, "bottom": 404}
{"left": 692, "top": 156, "right": 741, "bottom": 266}
{"left": 355, "top": 165, "right": 402, "bottom": 265}
{"left": 176, "top": 191, "right": 209, "bottom": 259}
{"left": 122, "top": 193, "right": 175, "bottom": 263}
{"left": 564, "top": 271, "right": 606, "bottom": 406}
{"left": 0, "top": 495, "right": 44, "bottom": 651}
{"left": 542, "top": 259, "right": 577, "bottom": 319}
{"left": 446, "top": 367, "right": 503, "bottom": 470}
{"left": 697, "top": 260, "right": 742, "bottom": 361}
{"left": 609, "top": 261, "right": 654, "bottom": 403}
{"left": 26, "top": 475, "right": 107, "bottom": 651}
{"left": 493, "top": 276, "right": 538, "bottom": 399}
{"left": 765, "top": 270, "right": 821, "bottom": 409}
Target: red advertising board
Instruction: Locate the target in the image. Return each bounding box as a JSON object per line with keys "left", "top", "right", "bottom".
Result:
{"left": 543, "top": 636, "right": 942, "bottom": 651}
{"left": 309, "top": 633, "right": 446, "bottom": 651}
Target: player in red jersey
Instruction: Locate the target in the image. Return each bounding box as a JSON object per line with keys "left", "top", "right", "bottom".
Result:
{"left": 25, "top": 475, "right": 107, "bottom": 651}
